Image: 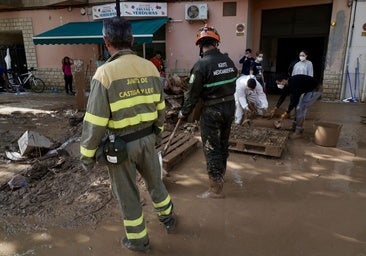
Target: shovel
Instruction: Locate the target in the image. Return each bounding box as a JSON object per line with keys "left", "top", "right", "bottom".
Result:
{"left": 158, "top": 118, "right": 182, "bottom": 179}
{"left": 162, "top": 118, "right": 183, "bottom": 156}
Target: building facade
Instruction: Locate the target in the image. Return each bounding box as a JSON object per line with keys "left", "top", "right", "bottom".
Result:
{"left": 0, "top": 0, "right": 365, "bottom": 101}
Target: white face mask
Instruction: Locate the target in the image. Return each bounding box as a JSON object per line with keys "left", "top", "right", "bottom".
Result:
{"left": 257, "top": 57, "right": 263, "bottom": 62}
{"left": 277, "top": 84, "right": 285, "bottom": 89}
{"left": 299, "top": 56, "right": 306, "bottom": 61}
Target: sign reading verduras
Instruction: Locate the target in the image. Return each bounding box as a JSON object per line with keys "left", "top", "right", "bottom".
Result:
{"left": 92, "top": 2, "right": 167, "bottom": 20}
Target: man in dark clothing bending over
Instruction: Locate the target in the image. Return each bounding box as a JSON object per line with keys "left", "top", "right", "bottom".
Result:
{"left": 179, "top": 24, "right": 238, "bottom": 198}
{"left": 272, "top": 73, "right": 322, "bottom": 139}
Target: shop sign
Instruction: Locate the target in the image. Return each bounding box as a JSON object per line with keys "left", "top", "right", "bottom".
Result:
{"left": 92, "top": 2, "right": 167, "bottom": 20}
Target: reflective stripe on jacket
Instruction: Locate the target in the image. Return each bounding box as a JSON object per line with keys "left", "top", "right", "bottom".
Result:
{"left": 181, "top": 48, "right": 238, "bottom": 116}
{"left": 80, "top": 49, "right": 165, "bottom": 159}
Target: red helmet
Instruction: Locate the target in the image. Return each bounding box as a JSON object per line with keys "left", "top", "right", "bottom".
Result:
{"left": 195, "top": 24, "right": 221, "bottom": 45}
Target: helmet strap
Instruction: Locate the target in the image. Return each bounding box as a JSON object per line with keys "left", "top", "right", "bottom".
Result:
{"left": 199, "top": 46, "right": 203, "bottom": 58}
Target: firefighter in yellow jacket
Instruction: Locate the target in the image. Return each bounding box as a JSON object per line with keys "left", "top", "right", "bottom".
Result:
{"left": 80, "top": 17, "right": 175, "bottom": 253}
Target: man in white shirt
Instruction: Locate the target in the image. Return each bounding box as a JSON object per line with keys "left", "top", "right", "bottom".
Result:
{"left": 234, "top": 75, "right": 268, "bottom": 125}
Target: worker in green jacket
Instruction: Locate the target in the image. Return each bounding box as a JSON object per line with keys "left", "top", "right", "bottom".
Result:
{"left": 179, "top": 24, "right": 238, "bottom": 198}
{"left": 80, "top": 17, "right": 175, "bottom": 253}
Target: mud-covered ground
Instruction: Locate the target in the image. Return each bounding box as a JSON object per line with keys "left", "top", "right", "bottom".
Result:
{"left": 0, "top": 93, "right": 142, "bottom": 231}
{"left": 1, "top": 92, "right": 366, "bottom": 256}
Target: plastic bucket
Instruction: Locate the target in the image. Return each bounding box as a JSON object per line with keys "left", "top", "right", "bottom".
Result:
{"left": 313, "top": 121, "right": 342, "bottom": 147}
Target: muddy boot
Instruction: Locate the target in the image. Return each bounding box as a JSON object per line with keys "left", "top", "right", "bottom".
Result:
{"left": 121, "top": 237, "right": 150, "bottom": 253}
{"left": 197, "top": 178, "right": 225, "bottom": 199}
{"left": 163, "top": 215, "right": 177, "bottom": 234}
{"left": 290, "top": 128, "right": 303, "bottom": 139}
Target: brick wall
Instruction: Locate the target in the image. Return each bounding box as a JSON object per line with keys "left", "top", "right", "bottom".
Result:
{"left": 0, "top": 18, "right": 36, "bottom": 68}
{"left": 0, "top": 17, "right": 65, "bottom": 91}
{"left": 322, "top": 71, "right": 343, "bottom": 100}
{"left": 35, "top": 68, "right": 93, "bottom": 93}
{"left": 35, "top": 68, "right": 63, "bottom": 91}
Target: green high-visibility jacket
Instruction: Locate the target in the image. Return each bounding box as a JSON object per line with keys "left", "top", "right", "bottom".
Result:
{"left": 80, "top": 49, "right": 165, "bottom": 161}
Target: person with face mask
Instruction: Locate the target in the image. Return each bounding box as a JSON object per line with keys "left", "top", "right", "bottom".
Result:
{"left": 239, "top": 48, "right": 255, "bottom": 76}
{"left": 291, "top": 50, "right": 313, "bottom": 77}
{"left": 271, "top": 73, "right": 321, "bottom": 139}
{"left": 250, "top": 51, "right": 265, "bottom": 90}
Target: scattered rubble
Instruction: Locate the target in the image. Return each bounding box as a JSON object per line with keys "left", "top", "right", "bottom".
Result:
{"left": 0, "top": 75, "right": 191, "bottom": 229}
{"left": 18, "top": 130, "right": 54, "bottom": 156}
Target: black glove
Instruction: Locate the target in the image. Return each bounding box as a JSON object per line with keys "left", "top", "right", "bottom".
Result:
{"left": 153, "top": 125, "right": 162, "bottom": 135}
{"left": 153, "top": 125, "right": 163, "bottom": 146}
{"left": 81, "top": 157, "right": 95, "bottom": 171}
{"left": 155, "top": 133, "right": 162, "bottom": 146}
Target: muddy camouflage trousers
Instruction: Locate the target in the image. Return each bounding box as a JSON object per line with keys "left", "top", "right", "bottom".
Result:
{"left": 200, "top": 101, "right": 235, "bottom": 181}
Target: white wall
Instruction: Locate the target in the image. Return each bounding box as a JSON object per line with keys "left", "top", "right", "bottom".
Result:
{"left": 343, "top": 0, "right": 366, "bottom": 102}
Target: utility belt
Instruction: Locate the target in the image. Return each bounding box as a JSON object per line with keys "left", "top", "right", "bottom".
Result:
{"left": 204, "top": 95, "right": 235, "bottom": 107}
{"left": 118, "top": 126, "right": 154, "bottom": 142}
{"left": 96, "top": 126, "right": 154, "bottom": 165}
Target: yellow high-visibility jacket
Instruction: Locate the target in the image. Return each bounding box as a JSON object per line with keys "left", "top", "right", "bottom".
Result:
{"left": 80, "top": 49, "right": 165, "bottom": 161}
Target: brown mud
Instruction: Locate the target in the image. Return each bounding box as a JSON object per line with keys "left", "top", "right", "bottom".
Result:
{"left": 0, "top": 92, "right": 366, "bottom": 256}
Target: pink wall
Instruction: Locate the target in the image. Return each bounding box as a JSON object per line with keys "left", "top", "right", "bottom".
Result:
{"left": 165, "top": 1, "right": 249, "bottom": 73}
{"left": 2, "top": 1, "right": 250, "bottom": 73}
{"left": 1, "top": 9, "right": 98, "bottom": 69}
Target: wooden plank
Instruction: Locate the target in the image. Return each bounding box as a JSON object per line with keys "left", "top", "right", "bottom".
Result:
{"left": 163, "top": 138, "right": 198, "bottom": 162}
{"left": 156, "top": 131, "right": 199, "bottom": 171}
{"left": 163, "top": 135, "right": 192, "bottom": 156}
{"left": 162, "top": 138, "right": 198, "bottom": 171}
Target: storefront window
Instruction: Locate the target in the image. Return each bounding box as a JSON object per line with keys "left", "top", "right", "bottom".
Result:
{"left": 132, "top": 25, "right": 166, "bottom": 60}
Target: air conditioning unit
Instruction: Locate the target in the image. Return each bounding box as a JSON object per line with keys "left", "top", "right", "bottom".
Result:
{"left": 185, "top": 4, "right": 208, "bottom": 20}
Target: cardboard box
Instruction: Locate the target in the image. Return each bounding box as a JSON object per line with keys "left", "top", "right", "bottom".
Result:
{"left": 18, "top": 130, "right": 53, "bottom": 156}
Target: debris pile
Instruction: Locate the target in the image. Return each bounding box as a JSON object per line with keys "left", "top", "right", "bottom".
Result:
{"left": 164, "top": 74, "right": 188, "bottom": 95}
{"left": 164, "top": 74, "right": 188, "bottom": 131}
{"left": 0, "top": 80, "right": 195, "bottom": 228}
{"left": 0, "top": 110, "right": 111, "bottom": 228}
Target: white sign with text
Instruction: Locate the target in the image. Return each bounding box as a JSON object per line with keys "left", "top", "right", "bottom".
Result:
{"left": 92, "top": 2, "right": 167, "bottom": 20}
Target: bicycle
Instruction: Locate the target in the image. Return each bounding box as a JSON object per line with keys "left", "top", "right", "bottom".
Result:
{"left": 7, "top": 67, "right": 46, "bottom": 93}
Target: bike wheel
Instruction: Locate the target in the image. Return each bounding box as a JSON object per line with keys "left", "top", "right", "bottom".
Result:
{"left": 30, "top": 78, "right": 46, "bottom": 93}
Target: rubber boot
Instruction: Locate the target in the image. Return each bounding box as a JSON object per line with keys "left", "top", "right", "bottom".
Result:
{"left": 197, "top": 178, "right": 225, "bottom": 199}
{"left": 285, "top": 121, "right": 296, "bottom": 132}
{"left": 121, "top": 237, "right": 150, "bottom": 253}
{"left": 290, "top": 128, "right": 303, "bottom": 139}
{"left": 163, "top": 215, "right": 177, "bottom": 234}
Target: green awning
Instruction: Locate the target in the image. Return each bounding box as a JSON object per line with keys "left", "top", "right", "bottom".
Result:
{"left": 33, "top": 18, "right": 169, "bottom": 45}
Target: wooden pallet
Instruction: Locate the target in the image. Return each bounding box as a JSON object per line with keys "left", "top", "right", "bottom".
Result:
{"left": 156, "top": 131, "right": 198, "bottom": 171}
{"left": 229, "top": 126, "right": 289, "bottom": 157}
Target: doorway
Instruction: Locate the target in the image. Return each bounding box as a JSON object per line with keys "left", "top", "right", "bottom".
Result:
{"left": 260, "top": 4, "right": 332, "bottom": 94}
{"left": 276, "top": 37, "right": 327, "bottom": 81}
{"left": 0, "top": 31, "right": 27, "bottom": 73}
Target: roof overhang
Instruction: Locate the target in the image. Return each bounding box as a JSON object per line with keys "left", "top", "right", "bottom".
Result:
{"left": 33, "top": 17, "right": 169, "bottom": 45}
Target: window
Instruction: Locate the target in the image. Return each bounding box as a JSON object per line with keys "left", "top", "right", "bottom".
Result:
{"left": 223, "top": 2, "right": 236, "bottom": 16}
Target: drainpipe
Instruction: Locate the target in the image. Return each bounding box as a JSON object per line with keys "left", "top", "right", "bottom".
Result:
{"left": 341, "top": 0, "right": 357, "bottom": 99}
{"left": 116, "top": 0, "right": 121, "bottom": 17}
